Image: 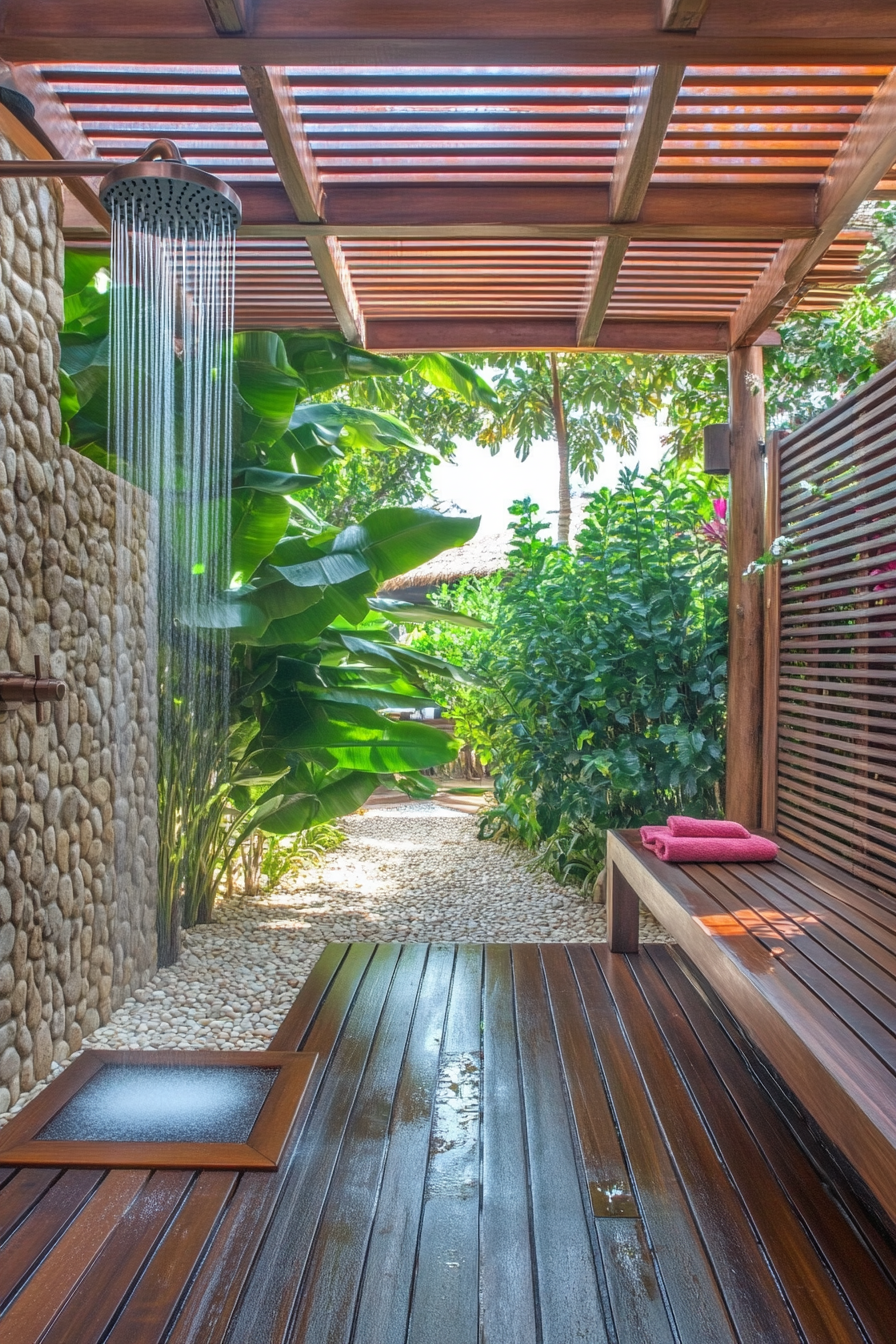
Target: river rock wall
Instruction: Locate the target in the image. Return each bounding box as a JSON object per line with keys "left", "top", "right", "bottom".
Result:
{"left": 0, "top": 137, "right": 158, "bottom": 1114}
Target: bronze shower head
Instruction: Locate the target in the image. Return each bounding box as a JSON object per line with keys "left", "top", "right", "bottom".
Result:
{"left": 99, "top": 139, "right": 242, "bottom": 234}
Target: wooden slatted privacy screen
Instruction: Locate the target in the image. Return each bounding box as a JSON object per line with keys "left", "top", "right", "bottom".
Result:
{"left": 771, "top": 361, "right": 896, "bottom": 895}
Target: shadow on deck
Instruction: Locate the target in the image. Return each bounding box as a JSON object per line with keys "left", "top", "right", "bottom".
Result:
{"left": 1, "top": 941, "right": 895, "bottom": 1343}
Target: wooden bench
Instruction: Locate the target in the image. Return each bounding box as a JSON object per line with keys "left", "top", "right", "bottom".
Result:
{"left": 606, "top": 827, "right": 896, "bottom": 1228}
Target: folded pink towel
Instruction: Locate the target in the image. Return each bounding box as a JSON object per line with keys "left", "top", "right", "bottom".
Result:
{"left": 667, "top": 815, "right": 751, "bottom": 839}
{"left": 640, "top": 825, "right": 670, "bottom": 847}
{"left": 649, "top": 834, "right": 779, "bottom": 863}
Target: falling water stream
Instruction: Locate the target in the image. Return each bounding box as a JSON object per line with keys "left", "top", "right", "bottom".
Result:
{"left": 109, "top": 201, "right": 237, "bottom": 963}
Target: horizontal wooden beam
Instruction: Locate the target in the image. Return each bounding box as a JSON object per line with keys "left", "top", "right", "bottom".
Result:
{"left": 730, "top": 64, "right": 896, "bottom": 346}
{"left": 365, "top": 317, "right": 729, "bottom": 353}
{"left": 322, "top": 182, "right": 818, "bottom": 236}
{"left": 240, "top": 65, "right": 364, "bottom": 344}
{"left": 0, "top": 63, "right": 109, "bottom": 231}
{"left": 4, "top": 10, "right": 896, "bottom": 65}
{"left": 659, "top": 0, "right": 712, "bottom": 30}
{"left": 56, "top": 181, "right": 822, "bottom": 241}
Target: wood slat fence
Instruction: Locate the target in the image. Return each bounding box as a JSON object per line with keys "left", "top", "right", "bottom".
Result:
{"left": 764, "top": 360, "right": 896, "bottom": 895}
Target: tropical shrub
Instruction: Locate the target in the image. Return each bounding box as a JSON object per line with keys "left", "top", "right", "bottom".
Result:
{"left": 406, "top": 573, "right": 505, "bottom": 767}
{"left": 419, "top": 471, "right": 728, "bottom": 893}
{"left": 237, "top": 822, "right": 347, "bottom": 897}
{"left": 58, "top": 253, "right": 492, "bottom": 955}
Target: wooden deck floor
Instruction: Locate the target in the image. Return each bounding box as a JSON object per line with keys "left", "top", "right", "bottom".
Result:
{"left": 2, "top": 942, "right": 896, "bottom": 1343}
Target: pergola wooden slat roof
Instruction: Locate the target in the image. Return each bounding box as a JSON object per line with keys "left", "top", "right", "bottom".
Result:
{"left": 2, "top": 2, "right": 896, "bottom": 353}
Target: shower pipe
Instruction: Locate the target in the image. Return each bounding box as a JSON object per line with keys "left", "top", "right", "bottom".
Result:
{"left": 0, "top": 139, "right": 242, "bottom": 229}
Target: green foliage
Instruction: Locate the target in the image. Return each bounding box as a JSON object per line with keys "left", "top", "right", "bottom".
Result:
{"left": 239, "top": 821, "right": 346, "bottom": 897}
{"left": 59, "top": 253, "right": 489, "bottom": 940}
{"left": 417, "top": 473, "right": 728, "bottom": 892}
{"left": 260, "top": 823, "right": 346, "bottom": 886}
{"left": 406, "top": 574, "right": 505, "bottom": 759}
{"left": 476, "top": 352, "right": 664, "bottom": 479}
{"left": 654, "top": 290, "right": 896, "bottom": 461}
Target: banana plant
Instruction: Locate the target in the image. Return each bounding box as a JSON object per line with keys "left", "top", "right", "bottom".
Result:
{"left": 59, "top": 253, "right": 493, "bottom": 938}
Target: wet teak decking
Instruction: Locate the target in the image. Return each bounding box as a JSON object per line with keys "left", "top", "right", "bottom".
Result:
{"left": 1, "top": 941, "right": 896, "bottom": 1343}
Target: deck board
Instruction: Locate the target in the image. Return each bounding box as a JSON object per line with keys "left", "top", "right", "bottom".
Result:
{"left": 1, "top": 942, "right": 895, "bottom": 1343}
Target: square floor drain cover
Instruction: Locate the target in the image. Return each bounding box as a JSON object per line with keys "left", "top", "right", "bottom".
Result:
{"left": 0, "top": 1050, "right": 317, "bottom": 1170}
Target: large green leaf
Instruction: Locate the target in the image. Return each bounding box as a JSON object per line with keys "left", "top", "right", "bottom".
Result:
{"left": 251, "top": 572, "right": 376, "bottom": 646}
{"left": 58, "top": 368, "right": 80, "bottom": 422}
{"left": 288, "top": 402, "right": 423, "bottom": 453}
{"left": 274, "top": 698, "right": 457, "bottom": 772}
{"left": 64, "top": 249, "right": 110, "bottom": 295}
{"left": 232, "top": 466, "right": 319, "bottom": 495}
{"left": 279, "top": 329, "right": 407, "bottom": 396}
{"left": 368, "top": 596, "right": 490, "bottom": 629}
{"left": 230, "top": 491, "right": 292, "bottom": 584}
{"left": 239, "top": 578, "right": 326, "bottom": 626}
{"left": 62, "top": 251, "right": 111, "bottom": 338}
{"left": 413, "top": 352, "right": 498, "bottom": 407}
{"left": 313, "top": 769, "right": 379, "bottom": 819}
{"left": 302, "top": 685, "right": 438, "bottom": 711}
{"left": 272, "top": 550, "right": 370, "bottom": 588}
{"left": 268, "top": 428, "right": 344, "bottom": 477}
{"left": 329, "top": 507, "right": 479, "bottom": 582}
{"left": 345, "top": 349, "right": 407, "bottom": 378}
{"left": 255, "top": 768, "right": 374, "bottom": 834}
{"left": 234, "top": 331, "right": 301, "bottom": 442}
{"left": 332, "top": 631, "right": 482, "bottom": 685}
{"left": 59, "top": 333, "right": 109, "bottom": 408}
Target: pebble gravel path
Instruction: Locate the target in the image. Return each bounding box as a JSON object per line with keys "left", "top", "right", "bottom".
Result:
{"left": 1, "top": 802, "right": 669, "bottom": 1126}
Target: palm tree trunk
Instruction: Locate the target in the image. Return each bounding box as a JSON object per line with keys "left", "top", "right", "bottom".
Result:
{"left": 550, "top": 353, "right": 571, "bottom": 544}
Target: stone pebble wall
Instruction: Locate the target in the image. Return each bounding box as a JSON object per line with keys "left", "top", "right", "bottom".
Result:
{"left": 0, "top": 140, "right": 158, "bottom": 1115}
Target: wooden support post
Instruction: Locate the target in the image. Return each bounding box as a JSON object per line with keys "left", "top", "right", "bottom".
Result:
{"left": 607, "top": 863, "right": 641, "bottom": 954}
{"left": 726, "top": 345, "right": 766, "bottom": 829}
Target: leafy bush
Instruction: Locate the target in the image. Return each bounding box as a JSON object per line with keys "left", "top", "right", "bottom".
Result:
{"left": 420, "top": 471, "right": 728, "bottom": 892}
{"left": 405, "top": 573, "right": 504, "bottom": 764}
{"left": 238, "top": 822, "right": 346, "bottom": 896}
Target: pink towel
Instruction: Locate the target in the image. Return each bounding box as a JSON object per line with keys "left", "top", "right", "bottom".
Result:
{"left": 649, "top": 833, "right": 779, "bottom": 863}
{"left": 667, "top": 815, "right": 751, "bottom": 839}
{"left": 640, "top": 825, "right": 670, "bottom": 848}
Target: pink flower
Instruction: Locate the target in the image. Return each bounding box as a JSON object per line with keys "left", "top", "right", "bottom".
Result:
{"left": 698, "top": 516, "right": 728, "bottom": 551}
{"left": 713, "top": 498, "right": 727, "bottom": 521}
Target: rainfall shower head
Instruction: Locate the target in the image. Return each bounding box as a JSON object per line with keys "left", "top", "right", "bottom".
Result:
{"left": 99, "top": 139, "right": 241, "bottom": 234}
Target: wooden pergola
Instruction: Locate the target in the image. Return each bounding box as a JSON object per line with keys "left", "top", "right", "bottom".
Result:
{"left": 0, "top": 4, "right": 894, "bottom": 354}
{"left": 1, "top": 3, "right": 896, "bottom": 821}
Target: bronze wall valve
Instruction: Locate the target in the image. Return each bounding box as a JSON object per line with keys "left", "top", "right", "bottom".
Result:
{"left": 0, "top": 657, "right": 67, "bottom": 722}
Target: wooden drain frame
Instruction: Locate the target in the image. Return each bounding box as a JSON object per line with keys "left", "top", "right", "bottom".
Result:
{"left": 0, "top": 1049, "right": 318, "bottom": 1170}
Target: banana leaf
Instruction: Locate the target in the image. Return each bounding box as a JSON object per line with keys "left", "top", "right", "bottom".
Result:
{"left": 368, "top": 596, "right": 490, "bottom": 628}
{"left": 231, "top": 491, "right": 292, "bottom": 583}
{"left": 256, "top": 768, "right": 375, "bottom": 834}
{"left": 412, "top": 352, "right": 498, "bottom": 407}
{"left": 271, "top": 697, "right": 457, "bottom": 772}
{"left": 328, "top": 507, "right": 479, "bottom": 582}
{"left": 329, "top": 630, "right": 482, "bottom": 685}
{"left": 232, "top": 466, "right": 320, "bottom": 495}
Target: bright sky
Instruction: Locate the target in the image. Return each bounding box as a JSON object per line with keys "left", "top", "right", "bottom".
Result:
{"left": 429, "top": 417, "right": 666, "bottom": 534}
